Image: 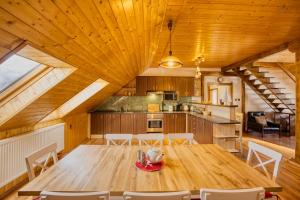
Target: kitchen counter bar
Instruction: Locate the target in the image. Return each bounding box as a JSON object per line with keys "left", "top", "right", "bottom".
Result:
{"left": 92, "top": 111, "right": 239, "bottom": 124}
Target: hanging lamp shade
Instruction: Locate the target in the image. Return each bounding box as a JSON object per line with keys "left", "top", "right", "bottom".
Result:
{"left": 159, "top": 53, "right": 183, "bottom": 69}
{"left": 159, "top": 20, "right": 183, "bottom": 68}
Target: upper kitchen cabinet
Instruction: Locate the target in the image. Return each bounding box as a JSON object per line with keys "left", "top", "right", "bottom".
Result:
{"left": 147, "top": 76, "right": 157, "bottom": 91}
{"left": 136, "top": 76, "right": 148, "bottom": 96}
{"left": 135, "top": 76, "right": 195, "bottom": 96}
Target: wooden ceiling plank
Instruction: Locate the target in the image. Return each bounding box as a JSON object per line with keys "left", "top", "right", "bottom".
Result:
{"left": 0, "top": 10, "right": 118, "bottom": 84}
{"left": 0, "top": 1, "right": 124, "bottom": 84}
{"left": 93, "top": 0, "right": 138, "bottom": 77}
{"left": 23, "top": 0, "right": 130, "bottom": 83}
{"left": 110, "top": 0, "right": 141, "bottom": 74}
{"left": 221, "top": 42, "right": 290, "bottom": 72}
{"left": 76, "top": 0, "right": 138, "bottom": 78}
{"left": 51, "top": 0, "right": 133, "bottom": 80}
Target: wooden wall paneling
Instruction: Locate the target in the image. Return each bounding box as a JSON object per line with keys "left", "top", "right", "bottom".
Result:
{"left": 64, "top": 112, "right": 89, "bottom": 153}
{"left": 103, "top": 113, "right": 112, "bottom": 134}
{"left": 290, "top": 42, "right": 300, "bottom": 163}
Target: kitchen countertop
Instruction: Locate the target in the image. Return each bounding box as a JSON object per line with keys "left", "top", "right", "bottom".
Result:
{"left": 92, "top": 110, "right": 239, "bottom": 124}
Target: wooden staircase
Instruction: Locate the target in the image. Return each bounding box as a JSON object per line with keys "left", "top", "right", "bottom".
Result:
{"left": 232, "top": 65, "right": 295, "bottom": 114}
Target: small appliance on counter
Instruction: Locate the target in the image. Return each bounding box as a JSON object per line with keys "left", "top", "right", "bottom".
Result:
{"left": 163, "top": 91, "right": 177, "bottom": 101}
{"left": 168, "top": 105, "right": 173, "bottom": 112}
{"left": 148, "top": 104, "right": 160, "bottom": 113}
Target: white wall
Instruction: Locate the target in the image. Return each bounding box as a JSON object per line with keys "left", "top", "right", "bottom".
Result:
{"left": 204, "top": 76, "right": 242, "bottom": 112}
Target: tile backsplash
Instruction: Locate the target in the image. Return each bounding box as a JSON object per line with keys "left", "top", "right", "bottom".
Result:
{"left": 94, "top": 95, "right": 191, "bottom": 112}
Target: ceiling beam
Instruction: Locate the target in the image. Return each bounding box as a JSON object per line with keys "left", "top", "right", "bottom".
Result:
{"left": 221, "top": 40, "right": 298, "bottom": 72}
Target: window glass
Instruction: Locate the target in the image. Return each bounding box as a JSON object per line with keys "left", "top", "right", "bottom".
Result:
{"left": 0, "top": 54, "right": 40, "bottom": 93}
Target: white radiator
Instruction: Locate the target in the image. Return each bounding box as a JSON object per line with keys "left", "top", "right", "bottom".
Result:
{"left": 0, "top": 123, "right": 64, "bottom": 188}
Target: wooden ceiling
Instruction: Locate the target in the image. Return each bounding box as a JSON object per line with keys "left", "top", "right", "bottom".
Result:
{"left": 0, "top": 0, "right": 299, "bottom": 130}
{"left": 152, "top": 0, "right": 300, "bottom": 68}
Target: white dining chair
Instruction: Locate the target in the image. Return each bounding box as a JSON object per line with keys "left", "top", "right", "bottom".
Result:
{"left": 123, "top": 191, "right": 191, "bottom": 200}
{"left": 199, "top": 187, "right": 265, "bottom": 200}
{"left": 168, "top": 133, "right": 194, "bottom": 145}
{"left": 40, "top": 191, "right": 110, "bottom": 200}
{"left": 235, "top": 112, "right": 243, "bottom": 154}
{"left": 246, "top": 141, "right": 282, "bottom": 181}
{"left": 105, "top": 134, "right": 133, "bottom": 146}
{"left": 25, "top": 143, "right": 58, "bottom": 181}
{"left": 137, "top": 133, "right": 164, "bottom": 146}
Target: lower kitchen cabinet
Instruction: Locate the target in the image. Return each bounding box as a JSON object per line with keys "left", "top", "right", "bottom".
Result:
{"left": 91, "top": 112, "right": 147, "bottom": 136}
{"left": 133, "top": 113, "right": 147, "bottom": 134}
{"left": 187, "top": 114, "right": 213, "bottom": 144}
{"left": 120, "top": 113, "right": 134, "bottom": 133}
{"left": 163, "top": 113, "right": 186, "bottom": 133}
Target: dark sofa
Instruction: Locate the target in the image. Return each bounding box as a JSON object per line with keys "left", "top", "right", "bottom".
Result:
{"left": 246, "top": 112, "right": 281, "bottom": 137}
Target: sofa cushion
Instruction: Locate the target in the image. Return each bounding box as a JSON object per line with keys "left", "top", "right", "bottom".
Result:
{"left": 255, "top": 116, "right": 267, "bottom": 126}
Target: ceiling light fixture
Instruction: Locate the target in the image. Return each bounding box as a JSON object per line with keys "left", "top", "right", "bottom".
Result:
{"left": 159, "top": 20, "right": 183, "bottom": 69}
{"left": 195, "top": 56, "right": 205, "bottom": 79}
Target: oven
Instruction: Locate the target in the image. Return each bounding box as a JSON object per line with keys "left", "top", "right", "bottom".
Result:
{"left": 147, "top": 113, "right": 163, "bottom": 133}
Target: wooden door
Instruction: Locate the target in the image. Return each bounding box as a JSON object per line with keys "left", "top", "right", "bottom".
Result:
{"left": 91, "top": 113, "right": 104, "bottom": 135}
{"left": 155, "top": 76, "right": 164, "bottom": 91}
{"left": 147, "top": 77, "right": 156, "bottom": 91}
{"left": 110, "top": 113, "right": 121, "bottom": 133}
{"left": 120, "top": 113, "right": 134, "bottom": 133}
{"left": 204, "top": 120, "right": 213, "bottom": 144}
{"left": 136, "top": 76, "right": 148, "bottom": 96}
{"left": 163, "top": 77, "right": 176, "bottom": 91}
{"left": 175, "top": 77, "right": 187, "bottom": 96}
{"left": 133, "top": 113, "right": 147, "bottom": 134}
{"left": 104, "top": 113, "right": 112, "bottom": 134}
{"left": 196, "top": 117, "right": 204, "bottom": 143}
{"left": 163, "top": 113, "right": 175, "bottom": 134}
{"left": 175, "top": 113, "right": 186, "bottom": 133}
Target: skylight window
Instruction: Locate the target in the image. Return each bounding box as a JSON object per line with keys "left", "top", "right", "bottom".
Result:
{"left": 0, "top": 54, "right": 40, "bottom": 93}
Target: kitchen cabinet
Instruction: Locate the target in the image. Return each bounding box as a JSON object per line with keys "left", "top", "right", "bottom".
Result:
{"left": 163, "top": 113, "right": 186, "bottom": 133}
{"left": 135, "top": 76, "right": 195, "bottom": 96}
{"left": 133, "top": 113, "right": 147, "bottom": 134}
{"left": 187, "top": 114, "right": 213, "bottom": 144}
{"left": 120, "top": 113, "right": 134, "bottom": 133}
{"left": 147, "top": 76, "right": 156, "bottom": 91}
{"left": 175, "top": 113, "right": 186, "bottom": 133}
{"left": 136, "top": 76, "right": 148, "bottom": 96}
{"left": 91, "top": 112, "right": 147, "bottom": 135}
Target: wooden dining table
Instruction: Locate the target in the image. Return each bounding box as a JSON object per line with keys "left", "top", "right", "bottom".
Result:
{"left": 18, "top": 144, "right": 281, "bottom": 196}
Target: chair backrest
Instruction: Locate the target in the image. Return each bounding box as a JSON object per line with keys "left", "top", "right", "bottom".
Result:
{"left": 246, "top": 141, "right": 282, "bottom": 180}
{"left": 40, "top": 191, "right": 109, "bottom": 200}
{"left": 25, "top": 143, "right": 58, "bottom": 181}
{"left": 200, "top": 187, "right": 265, "bottom": 200}
{"left": 123, "top": 191, "right": 191, "bottom": 200}
{"left": 168, "top": 133, "right": 194, "bottom": 145}
{"left": 137, "top": 133, "right": 164, "bottom": 146}
{"left": 105, "top": 134, "right": 133, "bottom": 146}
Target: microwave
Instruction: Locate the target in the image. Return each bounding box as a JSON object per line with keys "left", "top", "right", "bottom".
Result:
{"left": 163, "top": 91, "right": 177, "bottom": 101}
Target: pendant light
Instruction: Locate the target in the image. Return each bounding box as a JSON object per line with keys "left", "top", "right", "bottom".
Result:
{"left": 159, "top": 20, "right": 183, "bottom": 68}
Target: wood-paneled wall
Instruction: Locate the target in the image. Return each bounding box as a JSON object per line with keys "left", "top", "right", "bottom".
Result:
{"left": 63, "top": 112, "right": 89, "bottom": 153}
